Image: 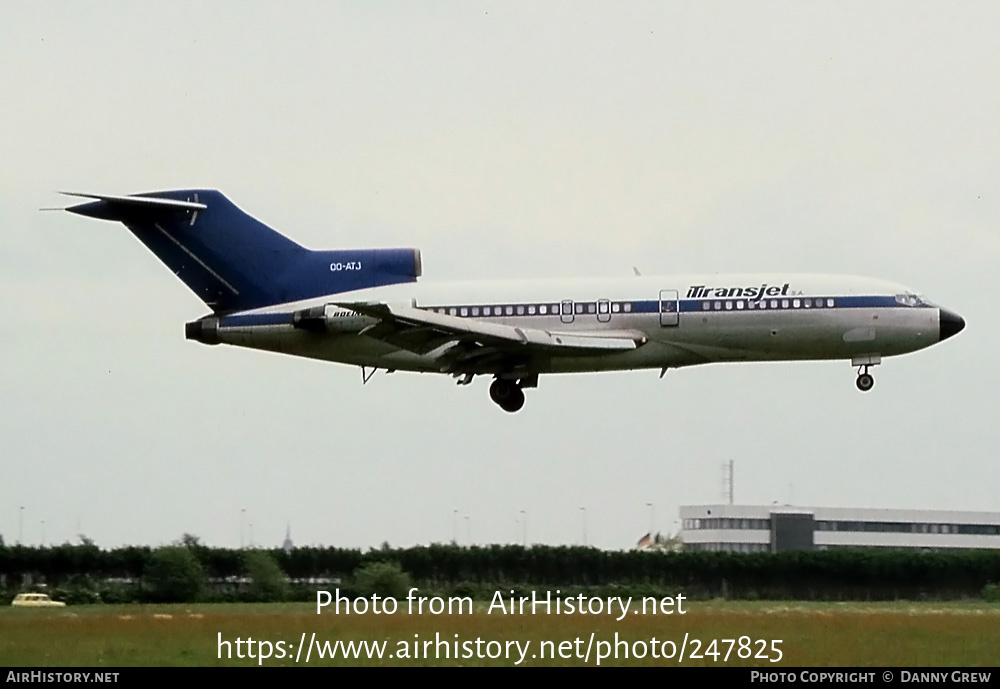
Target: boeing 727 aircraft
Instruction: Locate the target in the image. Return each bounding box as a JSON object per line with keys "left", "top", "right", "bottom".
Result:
{"left": 61, "top": 190, "right": 966, "bottom": 412}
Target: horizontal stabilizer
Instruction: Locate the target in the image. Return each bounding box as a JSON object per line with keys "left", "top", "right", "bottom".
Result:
{"left": 61, "top": 191, "right": 207, "bottom": 212}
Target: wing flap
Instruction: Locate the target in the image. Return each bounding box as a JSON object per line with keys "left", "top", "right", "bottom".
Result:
{"left": 337, "top": 301, "right": 646, "bottom": 355}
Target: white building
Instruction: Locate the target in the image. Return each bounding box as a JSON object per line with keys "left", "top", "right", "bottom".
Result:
{"left": 680, "top": 504, "right": 1000, "bottom": 553}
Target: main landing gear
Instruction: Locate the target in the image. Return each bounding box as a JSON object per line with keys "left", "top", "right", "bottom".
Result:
{"left": 490, "top": 378, "right": 525, "bottom": 413}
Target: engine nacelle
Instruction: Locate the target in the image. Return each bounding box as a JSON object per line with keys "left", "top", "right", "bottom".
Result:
{"left": 292, "top": 305, "right": 373, "bottom": 333}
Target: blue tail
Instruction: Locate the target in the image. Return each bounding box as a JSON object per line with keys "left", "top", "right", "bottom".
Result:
{"left": 64, "top": 190, "right": 421, "bottom": 313}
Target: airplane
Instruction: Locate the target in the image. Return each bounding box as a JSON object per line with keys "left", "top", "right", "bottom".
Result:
{"left": 60, "top": 189, "right": 966, "bottom": 413}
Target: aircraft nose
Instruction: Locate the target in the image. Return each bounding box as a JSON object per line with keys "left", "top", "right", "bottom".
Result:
{"left": 939, "top": 308, "right": 966, "bottom": 341}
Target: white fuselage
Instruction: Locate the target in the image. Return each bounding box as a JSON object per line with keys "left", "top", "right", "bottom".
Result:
{"left": 202, "top": 273, "right": 947, "bottom": 376}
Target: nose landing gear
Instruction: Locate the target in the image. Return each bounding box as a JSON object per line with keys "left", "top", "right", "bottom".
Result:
{"left": 490, "top": 378, "right": 526, "bottom": 413}
{"left": 856, "top": 368, "right": 875, "bottom": 392}
{"left": 852, "top": 355, "right": 881, "bottom": 392}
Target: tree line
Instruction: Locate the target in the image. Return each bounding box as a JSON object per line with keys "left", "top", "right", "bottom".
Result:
{"left": 2, "top": 539, "right": 1000, "bottom": 603}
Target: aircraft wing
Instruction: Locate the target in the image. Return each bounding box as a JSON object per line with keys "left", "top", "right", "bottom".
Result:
{"left": 333, "top": 301, "right": 646, "bottom": 373}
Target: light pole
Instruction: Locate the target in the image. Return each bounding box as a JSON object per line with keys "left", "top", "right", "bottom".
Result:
{"left": 240, "top": 508, "right": 246, "bottom": 548}
{"left": 646, "top": 502, "right": 655, "bottom": 536}
{"left": 40, "top": 520, "right": 46, "bottom": 547}
{"left": 18, "top": 506, "right": 24, "bottom": 545}
{"left": 249, "top": 522, "right": 254, "bottom": 548}
{"left": 464, "top": 515, "right": 470, "bottom": 545}
{"left": 452, "top": 509, "right": 458, "bottom": 544}
{"left": 580, "top": 507, "right": 587, "bottom": 546}
{"left": 520, "top": 510, "right": 527, "bottom": 546}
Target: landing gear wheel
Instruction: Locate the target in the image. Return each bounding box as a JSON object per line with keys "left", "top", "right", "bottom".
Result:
{"left": 490, "top": 379, "right": 514, "bottom": 404}
{"left": 499, "top": 387, "right": 525, "bottom": 413}
{"left": 490, "top": 378, "right": 525, "bottom": 412}
{"left": 856, "top": 372, "right": 874, "bottom": 392}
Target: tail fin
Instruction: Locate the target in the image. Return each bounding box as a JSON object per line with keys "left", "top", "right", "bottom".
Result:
{"left": 63, "top": 190, "right": 421, "bottom": 313}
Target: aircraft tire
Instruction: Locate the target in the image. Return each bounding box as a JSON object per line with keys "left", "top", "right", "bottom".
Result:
{"left": 490, "top": 378, "right": 514, "bottom": 404}
{"left": 856, "top": 373, "right": 874, "bottom": 392}
{"left": 499, "top": 387, "right": 525, "bottom": 413}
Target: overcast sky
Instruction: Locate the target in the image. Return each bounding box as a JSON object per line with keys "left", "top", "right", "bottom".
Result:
{"left": 1, "top": 3, "right": 997, "bottom": 552}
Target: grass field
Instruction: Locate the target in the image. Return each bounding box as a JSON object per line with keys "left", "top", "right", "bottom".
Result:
{"left": 2, "top": 599, "right": 999, "bottom": 666}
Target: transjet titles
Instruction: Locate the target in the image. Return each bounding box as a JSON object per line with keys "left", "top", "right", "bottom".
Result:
{"left": 687, "top": 282, "right": 791, "bottom": 300}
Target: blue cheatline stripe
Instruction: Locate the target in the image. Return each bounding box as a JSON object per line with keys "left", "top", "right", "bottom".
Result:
{"left": 220, "top": 313, "right": 292, "bottom": 327}
{"left": 215, "top": 295, "right": 920, "bottom": 329}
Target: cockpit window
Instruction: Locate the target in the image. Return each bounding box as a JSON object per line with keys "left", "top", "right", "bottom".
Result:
{"left": 895, "top": 293, "right": 925, "bottom": 307}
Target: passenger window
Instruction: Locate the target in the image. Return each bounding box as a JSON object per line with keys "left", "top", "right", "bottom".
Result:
{"left": 623, "top": 303, "right": 632, "bottom": 313}
{"left": 449, "top": 308, "right": 458, "bottom": 316}
{"left": 539, "top": 305, "right": 547, "bottom": 315}
{"left": 472, "top": 306, "right": 480, "bottom": 316}
{"left": 505, "top": 306, "right": 514, "bottom": 316}
{"left": 586, "top": 303, "right": 596, "bottom": 314}
{"left": 736, "top": 301, "right": 745, "bottom": 310}
{"left": 575, "top": 303, "right": 584, "bottom": 314}
{"left": 528, "top": 305, "right": 536, "bottom": 315}
{"left": 598, "top": 302, "right": 609, "bottom": 314}
{"left": 770, "top": 300, "right": 778, "bottom": 308}
{"left": 792, "top": 299, "right": 800, "bottom": 308}
{"left": 758, "top": 300, "right": 766, "bottom": 309}
{"left": 714, "top": 301, "right": 722, "bottom": 310}
{"left": 516, "top": 305, "right": 525, "bottom": 315}
{"left": 827, "top": 298, "right": 834, "bottom": 307}
{"left": 725, "top": 301, "right": 733, "bottom": 310}
{"left": 461, "top": 307, "right": 468, "bottom": 317}
{"left": 803, "top": 299, "right": 812, "bottom": 308}
{"left": 781, "top": 299, "right": 789, "bottom": 308}
{"left": 483, "top": 306, "right": 491, "bottom": 316}
{"left": 612, "top": 303, "right": 620, "bottom": 313}
{"left": 702, "top": 301, "right": 711, "bottom": 311}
